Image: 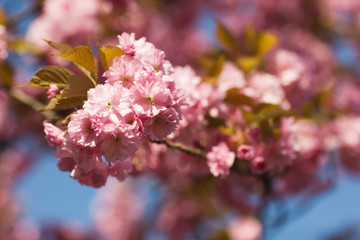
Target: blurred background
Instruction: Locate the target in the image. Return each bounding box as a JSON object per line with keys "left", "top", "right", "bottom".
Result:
{"left": 2, "top": 0, "right": 360, "bottom": 239}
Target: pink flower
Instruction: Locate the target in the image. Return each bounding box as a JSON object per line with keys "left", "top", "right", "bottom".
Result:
{"left": 207, "top": 142, "right": 235, "bottom": 177}
{"left": 84, "top": 83, "right": 133, "bottom": 115}
{"left": 142, "top": 108, "right": 179, "bottom": 141}
{"left": 0, "top": 25, "right": 8, "bottom": 60}
{"left": 134, "top": 41, "right": 165, "bottom": 70}
{"left": 334, "top": 116, "right": 360, "bottom": 149}
{"left": 91, "top": 180, "right": 144, "bottom": 239}
{"left": 237, "top": 145, "right": 255, "bottom": 160}
{"left": 104, "top": 55, "right": 147, "bottom": 88}
{"left": 291, "top": 120, "right": 322, "bottom": 158}
{"left": 117, "top": 32, "right": 136, "bottom": 56}
{"left": 46, "top": 84, "right": 60, "bottom": 98}
{"left": 67, "top": 109, "right": 99, "bottom": 148}
{"left": 70, "top": 165, "right": 108, "bottom": 188}
{"left": 217, "top": 61, "right": 246, "bottom": 93}
{"left": 132, "top": 78, "right": 172, "bottom": 114}
{"left": 270, "top": 49, "right": 306, "bottom": 86}
{"left": 100, "top": 127, "right": 142, "bottom": 162}
{"left": 108, "top": 158, "right": 134, "bottom": 181}
{"left": 55, "top": 143, "right": 76, "bottom": 172}
{"left": 227, "top": 216, "right": 262, "bottom": 240}
{"left": 250, "top": 156, "right": 266, "bottom": 174}
{"left": 26, "top": 0, "right": 100, "bottom": 50}
{"left": 243, "top": 72, "right": 285, "bottom": 105}
{"left": 43, "top": 121, "right": 64, "bottom": 147}
{"left": 172, "top": 66, "right": 201, "bottom": 97}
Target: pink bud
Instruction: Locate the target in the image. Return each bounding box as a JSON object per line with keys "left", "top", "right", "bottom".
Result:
{"left": 250, "top": 156, "right": 266, "bottom": 174}
{"left": 46, "top": 84, "right": 60, "bottom": 98}
{"left": 237, "top": 145, "right": 255, "bottom": 160}
{"left": 246, "top": 128, "right": 261, "bottom": 142}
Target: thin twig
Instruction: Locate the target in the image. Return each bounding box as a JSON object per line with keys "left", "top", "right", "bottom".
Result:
{"left": 9, "top": 88, "right": 59, "bottom": 119}
{"left": 150, "top": 139, "right": 207, "bottom": 158}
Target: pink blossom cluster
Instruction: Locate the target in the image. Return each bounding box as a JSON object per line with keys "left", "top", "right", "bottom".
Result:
{"left": 44, "top": 33, "right": 184, "bottom": 187}
{"left": 103, "top": 0, "right": 210, "bottom": 64}
{"left": 26, "top": 0, "right": 101, "bottom": 50}
{"left": 91, "top": 180, "right": 143, "bottom": 239}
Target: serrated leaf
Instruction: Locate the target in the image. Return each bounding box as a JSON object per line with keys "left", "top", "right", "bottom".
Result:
{"left": 237, "top": 56, "right": 260, "bottom": 73}
{"left": 8, "top": 38, "right": 41, "bottom": 55}
{"left": 43, "top": 39, "right": 72, "bottom": 53}
{"left": 98, "top": 45, "right": 124, "bottom": 71}
{"left": 42, "top": 75, "right": 91, "bottom": 111}
{"left": 216, "top": 21, "right": 238, "bottom": 52}
{"left": 60, "top": 74, "right": 93, "bottom": 99}
{"left": 54, "top": 46, "right": 96, "bottom": 84}
{"left": 42, "top": 96, "right": 86, "bottom": 111}
{"left": 224, "top": 88, "right": 255, "bottom": 107}
{"left": 256, "top": 32, "right": 278, "bottom": 56}
{"left": 0, "top": 61, "right": 13, "bottom": 87}
{"left": 23, "top": 65, "right": 74, "bottom": 88}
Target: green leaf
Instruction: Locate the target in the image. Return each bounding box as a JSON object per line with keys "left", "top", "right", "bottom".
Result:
{"left": 216, "top": 21, "right": 238, "bottom": 52}
{"left": 98, "top": 45, "right": 124, "bottom": 71}
{"left": 8, "top": 38, "right": 41, "bottom": 55}
{"left": 43, "top": 39, "right": 72, "bottom": 53}
{"left": 42, "top": 97, "right": 58, "bottom": 111}
{"left": 256, "top": 32, "right": 278, "bottom": 56}
{"left": 60, "top": 74, "right": 93, "bottom": 99}
{"left": 42, "top": 96, "right": 86, "bottom": 111}
{"left": 252, "top": 104, "right": 293, "bottom": 123}
{"left": 43, "top": 75, "right": 92, "bottom": 111}
{"left": 54, "top": 46, "right": 97, "bottom": 85}
{"left": 224, "top": 88, "right": 256, "bottom": 107}
{"left": 22, "top": 65, "right": 74, "bottom": 88}
{"left": 0, "top": 7, "right": 6, "bottom": 25}
{"left": 236, "top": 56, "right": 260, "bottom": 73}
{"left": 0, "top": 61, "right": 13, "bottom": 87}
{"left": 219, "top": 126, "right": 234, "bottom": 135}
{"left": 260, "top": 119, "right": 274, "bottom": 138}
{"left": 242, "top": 110, "right": 257, "bottom": 123}
{"left": 244, "top": 25, "right": 257, "bottom": 54}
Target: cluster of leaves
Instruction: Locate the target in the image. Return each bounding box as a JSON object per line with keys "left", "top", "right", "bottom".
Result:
{"left": 23, "top": 41, "right": 124, "bottom": 112}
{"left": 202, "top": 22, "right": 292, "bottom": 139}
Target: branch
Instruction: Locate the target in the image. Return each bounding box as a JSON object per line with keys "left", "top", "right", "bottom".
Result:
{"left": 9, "top": 88, "right": 59, "bottom": 119}
{"left": 150, "top": 139, "right": 207, "bottom": 158}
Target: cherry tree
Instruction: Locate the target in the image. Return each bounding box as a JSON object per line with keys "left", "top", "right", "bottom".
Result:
{"left": 1, "top": 0, "right": 360, "bottom": 239}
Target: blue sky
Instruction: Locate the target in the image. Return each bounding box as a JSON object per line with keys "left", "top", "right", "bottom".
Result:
{"left": 15, "top": 153, "right": 360, "bottom": 240}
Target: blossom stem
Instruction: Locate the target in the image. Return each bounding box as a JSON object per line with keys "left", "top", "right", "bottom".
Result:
{"left": 150, "top": 139, "right": 207, "bottom": 158}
